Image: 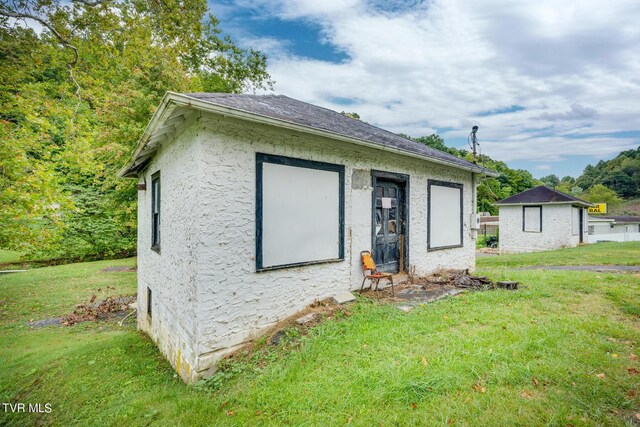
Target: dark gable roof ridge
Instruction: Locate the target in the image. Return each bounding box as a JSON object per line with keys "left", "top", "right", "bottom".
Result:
{"left": 496, "top": 185, "right": 592, "bottom": 205}
{"left": 182, "top": 93, "right": 491, "bottom": 174}
{"left": 596, "top": 215, "right": 640, "bottom": 222}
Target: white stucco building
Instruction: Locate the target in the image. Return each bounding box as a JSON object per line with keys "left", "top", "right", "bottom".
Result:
{"left": 118, "top": 92, "right": 497, "bottom": 382}
{"left": 496, "top": 186, "right": 592, "bottom": 254}
{"left": 587, "top": 215, "right": 640, "bottom": 243}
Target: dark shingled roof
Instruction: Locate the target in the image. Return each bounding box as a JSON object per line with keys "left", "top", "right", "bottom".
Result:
{"left": 183, "top": 93, "right": 493, "bottom": 174}
{"left": 597, "top": 215, "right": 640, "bottom": 223}
{"left": 496, "top": 185, "right": 593, "bottom": 206}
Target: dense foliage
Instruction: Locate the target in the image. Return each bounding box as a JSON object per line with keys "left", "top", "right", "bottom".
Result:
{"left": 537, "top": 147, "right": 639, "bottom": 209}
{"left": 575, "top": 147, "right": 640, "bottom": 199}
{"left": 0, "top": 0, "right": 273, "bottom": 260}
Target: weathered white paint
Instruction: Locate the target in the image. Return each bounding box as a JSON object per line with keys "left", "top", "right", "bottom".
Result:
{"left": 262, "top": 162, "right": 340, "bottom": 268}
{"left": 429, "top": 184, "right": 462, "bottom": 248}
{"left": 137, "top": 120, "right": 203, "bottom": 382}
{"left": 587, "top": 219, "right": 640, "bottom": 243}
{"left": 137, "top": 112, "right": 478, "bottom": 382}
{"left": 587, "top": 231, "right": 640, "bottom": 243}
{"left": 499, "top": 204, "right": 587, "bottom": 253}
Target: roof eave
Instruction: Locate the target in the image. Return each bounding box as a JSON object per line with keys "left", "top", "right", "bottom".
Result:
{"left": 496, "top": 200, "right": 594, "bottom": 207}
{"left": 119, "top": 92, "right": 500, "bottom": 178}
{"left": 117, "top": 91, "right": 179, "bottom": 178}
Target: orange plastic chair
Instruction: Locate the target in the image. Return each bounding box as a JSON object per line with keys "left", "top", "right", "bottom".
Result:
{"left": 360, "top": 250, "right": 394, "bottom": 296}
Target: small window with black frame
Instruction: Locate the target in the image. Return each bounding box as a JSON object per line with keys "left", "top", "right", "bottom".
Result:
{"left": 151, "top": 172, "right": 160, "bottom": 252}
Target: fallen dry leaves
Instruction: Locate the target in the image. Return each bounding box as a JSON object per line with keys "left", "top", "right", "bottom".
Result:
{"left": 421, "top": 356, "right": 428, "bottom": 367}
{"left": 532, "top": 376, "right": 539, "bottom": 386}
{"left": 627, "top": 367, "right": 639, "bottom": 375}
{"left": 630, "top": 354, "right": 638, "bottom": 361}
{"left": 596, "top": 373, "right": 606, "bottom": 379}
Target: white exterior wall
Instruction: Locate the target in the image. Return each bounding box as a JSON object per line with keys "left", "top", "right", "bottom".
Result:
{"left": 137, "top": 113, "right": 477, "bottom": 382}
{"left": 588, "top": 221, "right": 640, "bottom": 243}
{"left": 498, "top": 204, "right": 587, "bottom": 253}
{"left": 194, "top": 114, "right": 477, "bottom": 375}
{"left": 137, "top": 123, "right": 203, "bottom": 382}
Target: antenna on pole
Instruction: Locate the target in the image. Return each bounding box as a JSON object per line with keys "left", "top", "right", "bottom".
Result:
{"left": 470, "top": 125, "right": 479, "bottom": 164}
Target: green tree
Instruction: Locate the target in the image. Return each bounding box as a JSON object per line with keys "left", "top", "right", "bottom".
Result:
{"left": 340, "top": 112, "right": 361, "bottom": 120}
{"left": 0, "top": 0, "right": 273, "bottom": 260}
{"left": 412, "top": 134, "right": 460, "bottom": 156}
{"left": 583, "top": 184, "right": 623, "bottom": 211}
{"left": 539, "top": 174, "right": 560, "bottom": 188}
{"left": 575, "top": 147, "right": 640, "bottom": 199}
{"left": 560, "top": 176, "right": 575, "bottom": 184}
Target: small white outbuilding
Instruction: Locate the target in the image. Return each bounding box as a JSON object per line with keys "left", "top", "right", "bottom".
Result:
{"left": 587, "top": 215, "right": 640, "bottom": 243}
{"left": 496, "top": 186, "right": 592, "bottom": 254}
{"left": 118, "top": 92, "right": 497, "bottom": 382}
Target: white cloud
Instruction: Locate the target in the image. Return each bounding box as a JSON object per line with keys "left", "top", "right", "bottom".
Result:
{"left": 232, "top": 0, "right": 640, "bottom": 168}
{"left": 536, "top": 104, "right": 598, "bottom": 121}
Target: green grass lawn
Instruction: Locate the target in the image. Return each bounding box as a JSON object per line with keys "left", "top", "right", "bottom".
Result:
{"left": 1, "top": 247, "right": 639, "bottom": 426}
{"left": 479, "top": 241, "right": 640, "bottom": 268}
{"left": 0, "top": 249, "right": 23, "bottom": 264}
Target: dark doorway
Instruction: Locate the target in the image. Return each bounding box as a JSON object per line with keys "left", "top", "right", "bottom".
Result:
{"left": 579, "top": 207, "right": 584, "bottom": 243}
{"left": 371, "top": 171, "right": 409, "bottom": 274}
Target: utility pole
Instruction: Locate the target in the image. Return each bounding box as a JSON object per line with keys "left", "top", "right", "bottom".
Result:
{"left": 471, "top": 125, "right": 479, "bottom": 164}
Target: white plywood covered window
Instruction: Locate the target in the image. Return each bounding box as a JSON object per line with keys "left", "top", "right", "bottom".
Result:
{"left": 428, "top": 180, "right": 463, "bottom": 250}
{"left": 572, "top": 207, "right": 581, "bottom": 236}
{"left": 256, "top": 153, "right": 344, "bottom": 271}
{"left": 523, "top": 206, "right": 542, "bottom": 232}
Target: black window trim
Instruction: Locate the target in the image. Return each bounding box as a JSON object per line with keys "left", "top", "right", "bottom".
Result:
{"left": 255, "top": 153, "right": 345, "bottom": 272}
{"left": 427, "top": 179, "right": 464, "bottom": 251}
{"left": 151, "top": 171, "right": 161, "bottom": 253}
{"left": 522, "top": 205, "right": 543, "bottom": 233}
{"left": 147, "top": 287, "right": 152, "bottom": 318}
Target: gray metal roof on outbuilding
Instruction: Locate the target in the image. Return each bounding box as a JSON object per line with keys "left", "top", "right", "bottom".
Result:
{"left": 495, "top": 185, "right": 593, "bottom": 206}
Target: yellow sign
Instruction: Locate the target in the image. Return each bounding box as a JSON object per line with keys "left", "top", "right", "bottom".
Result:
{"left": 588, "top": 203, "right": 607, "bottom": 214}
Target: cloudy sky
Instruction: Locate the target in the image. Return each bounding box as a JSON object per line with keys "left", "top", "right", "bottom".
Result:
{"left": 210, "top": 0, "right": 640, "bottom": 178}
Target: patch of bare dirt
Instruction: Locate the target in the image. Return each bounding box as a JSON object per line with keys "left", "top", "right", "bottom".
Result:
{"left": 359, "top": 269, "right": 495, "bottom": 304}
